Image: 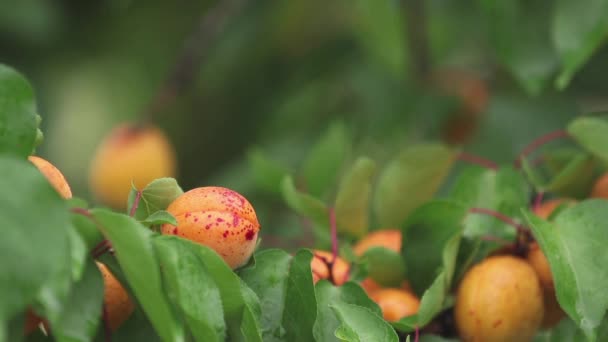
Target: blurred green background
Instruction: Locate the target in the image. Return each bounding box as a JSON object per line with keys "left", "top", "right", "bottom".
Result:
{"left": 3, "top": 0, "right": 607, "bottom": 250}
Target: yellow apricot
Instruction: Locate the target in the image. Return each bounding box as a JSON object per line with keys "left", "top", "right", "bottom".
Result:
{"left": 369, "top": 288, "right": 420, "bottom": 322}
{"left": 352, "top": 229, "right": 401, "bottom": 257}
{"left": 161, "top": 186, "right": 260, "bottom": 269}
{"left": 89, "top": 123, "right": 176, "bottom": 209}
{"left": 592, "top": 173, "right": 608, "bottom": 199}
{"left": 455, "top": 255, "right": 544, "bottom": 342}
{"left": 96, "top": 262, "right": 134, "bottom": 331}
{"left": 28, "top": 156, "right": 72, "bottom": 199}
{"left": 310, "top": 250, "right": 350, "bottom": 285}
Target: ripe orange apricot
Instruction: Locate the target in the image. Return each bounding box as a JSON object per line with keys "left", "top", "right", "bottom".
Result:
{"left": 161, "top": 186, "right": 260, "bottom": 269}
{"left": 97, "top": 262, "right": 134, "bottom": 331}
{"left": 310, "top": 250, "right": 350, "bottom": 285}
{"left": 28, "top": 156, "right": 72, "bottom": 199}
{"left": 533, "top": 198, "right": 575, "bottom": 220}
{"left": 527, "top": 243, "right": 565, "bottom": 328}
{"left": 591, "top": 173, "right": 608, "bottom": 199}
{"left": 455, "top": 255, "right": 544, "bottom": 342}
{"left": 359, "top": 278, "right": 412, "bottom": 295}
{"left": 89, "top": 123, "right": 176, "bottom": 209}
{"left": 369, "top": 288, "right": 420, "bottom": 322}
{"left": 352, "top": 229, "right": 401, "bottom": 257}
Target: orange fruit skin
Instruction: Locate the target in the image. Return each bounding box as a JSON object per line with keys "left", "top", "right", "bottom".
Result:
{"left": 360, "top": 278, "right": 412, "bottom": 295}
{"left": 89, "top": 123, "right": 176, "bottom": 209}
{"left": 369, "top": 288, "right": 420, "bottom": 322}
{"left": 28, "top": 156, "right": 72, "bottom": 199}
{"left": 527, "top": 243, "right": 565, "bottom": 328}
{"left": 97, "top": 262, "right": 134, "bottom": 331}
{"left": 592, "top": 173, "right": 608, "bottom": 199}
{"left": 455, "top": 256, "right": 544, "bottom": 342}
{"left": 161, "top": 186, "right": 260, "bottom": 269}
{"left": 311, "top": 250, "right": 350, "bottom": 285}
{"left": 533, "top": 198, "right": 575, "bottom": 220}
{"left": 352, "top": 229, "right": 401, "bottom": 257}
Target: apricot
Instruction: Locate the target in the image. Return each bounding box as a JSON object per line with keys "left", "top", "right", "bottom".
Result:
{"left": 369, "top": 288, "right": 420, "bottom": 322}
{"left": 97, "top": 262, "right": 134, "bottom": 331}
{"left": 352, "top": 229, "right": 401, "bottom": 257}
{"left": 89, "top": 123, "right": 176, "bottom": 209}
{"left": 533, "top": 198, "right": 575, "bottom": 220}
{"left": 591, "top": 173, "right": 608, "bottom": 199}
{"left": 527, "top": 243, "right": 565, "bottom": 328}
{"left": 455, "top": 255, "right": 544, "bottom": 342}
{"left": 161, "top": 186, "right": 260, "bottom": 269}
{"left": 310, "top": 250, "right": 350, "bottom": 285}
{"left": 28, "top": 156, "right": 72, "bottom": 199}
{"left": 359, "top": 278, "right": 412, "bottom": 295}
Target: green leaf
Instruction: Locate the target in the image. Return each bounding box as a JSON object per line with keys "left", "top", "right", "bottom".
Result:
{"left": 141, "top": 210, "right": 177, "bottom": 226}
{"left": 401, "top": 200, "right": 467, "bottom": 294}
{"left": 553, "top": 0, "right": 608, "bottom": 88}
{"left": 90, "top": 209, "right": 184, "bottom": 342}
{"left": 239, "top": 249, "right": 292, "bottom": 342}
{"left": 524, "top": 200, "right": 608, "bottom": 341}
{"left": 282, "top": 249, "right": 317, "bottom": 342}
{"left": 153, "top": 235, "right": 262, "bottom": 342}
{"left": 480, "top": 0, "right": 559, "bottom": 95}
{"left": 334, "top": 157, "right": 376, "bottom": 238}
{"left": 247, "top": 148, "right": 291, "bottom": 194}
{"left": 127, "top": 178, "right": 184, "bottom": 220}
{"left": 0, "top": 64, "right": 38, "bottom": 157}
{"left": 545, "top": 153, "right": 598, "bottom": 198}
{"left": 353, "top": 0, "right": 407, "bottom": 77}
{"left": 154, "top": 237, "right": 226, "bottom": 342}
{"left": 0, "top": 156, "right": 70, "bottom": 326}
{"left": 450, "top": 166, "right": 530, "bottom": 240}
{"left": 362, "top": 247, "right": 405, "bottom": 287}
{"left": 568, "top": 117, "right": 608, "bottom": 164}
{"left": 313, "top": 281, "right": 382, "bottom": 342}
{"left": 331, "top": 302, "right": 399, "bottom": 342}
{"left": 52, "top": 259, "right": 104, "bottom": 342}
{"left": 374, "top": 143, "right": 456, "bottom": 228}
{"left": 281, "top": 175, "right": 329, "bottom": 225}
{"left": 302, "top": 121, "right": 350, "bottom": 198}
{"left": 70, "top": 212, "right": 104, "bottom": 252}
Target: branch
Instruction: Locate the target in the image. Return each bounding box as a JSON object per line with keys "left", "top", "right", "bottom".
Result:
{"left": 403, "top": 0, "right": 431, "bottom": 82}
{"left": 139, "top": 0, "right": 245, "bottom": 124}
{"left": 514, "top": 130, "right": 570, "bottom": 168}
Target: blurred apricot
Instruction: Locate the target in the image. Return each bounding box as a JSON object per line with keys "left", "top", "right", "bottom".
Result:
{"left": 89, "top": 123, "right": 176, "bottom": 209}
{"left": 455, "top": 255, "right": 543, "bottom": 342}
{"left": 352, "top": 229, "right": 401, "bottom": 257}
{"left": 591, "top": 173, "right": 608, "bottom": 199}
{"left": 527, "top": 243, "right": 565, "bottom": 328}
{"left": 29, "top": 156, "right": 72, "bottom": 199}
{"left": 97, "top": 262, "right": 134, "bottom": 331}
{"left": 161, "top": 186, "right": 260, "bottom": 269}
{"left": 533, "top": 198, "right": 575, "bottom": 220}
{"left": 369, "top": 288, "right": 420, "bottom": 322}
{"left": 310, "top": 250, "right": 350, "bottom": 285}
{"left": 360, "top": 278, "right": 412, "bottom": 295}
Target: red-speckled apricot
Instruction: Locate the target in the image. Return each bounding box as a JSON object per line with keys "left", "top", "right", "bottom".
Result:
{"left": 161, "top": 186, "right": 260, "bottom": 269}
{"left": 29, "top": 156, "right": 72, "bottom": 199}
{"left": 89, "top": 123, "right": 176, "bottom": 209}
{"left": 97, "top": 262, "right": 134, "bottom": 331}
{"left": 455, "top": 256, "right": 544, "bottom": 342}
{"left": 369, "top": 288, "right": 420, "bottom": 322}
{"left": 310, "top": 250, "right": 350, "bottom": 285}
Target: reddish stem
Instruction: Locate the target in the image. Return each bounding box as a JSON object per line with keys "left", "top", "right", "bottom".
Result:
{"left": 329, "top": 207, "right": 338, "bottom": 261}
{"left": 457, "top": 152, "right": 498, "bottom": 170}
{"left": 533, "top": 192, "right": 544, "bottom": 211}
{"left": 479, "top": 235, "right": 512, "bottom": 246}
{"left": 415, "top": 326, "right": 420, "bottom": 342}
{"left": 468, "top": 207, "right": 528, "bottom": 234}
{"left": 129, "top": 190, "right": 143, "bottom": 217}
{"left": 514, "top": 130, "right": 570, "bottom": 168}
{"left": 91, "top": 240, "right": 110, "bottom": 257}
{"left": 102, "top": 304, "right": 112, "bottom": 342}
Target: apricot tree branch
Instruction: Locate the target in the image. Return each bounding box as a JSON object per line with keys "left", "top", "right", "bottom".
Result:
{"left": 514, "top": 130, "right": 570, "bottom": 168}
{"left": 467, "top": 207, "right": 528, "bottom": 235}
{"left": 139, "top": 0, "right": 245, "bottom": 124}
{"left": 457, "top": 152, "right": 499, "bottom": 170}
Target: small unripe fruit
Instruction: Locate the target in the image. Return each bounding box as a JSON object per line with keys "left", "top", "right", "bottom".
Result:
{"left": 455, "top": 255, "right": 544, "bottom": 342}
{"left": 352, "top": 229, "right": 401, "bottom": 257}
{"left": 97, "top": 262, "right": 134, "bottom": 331}
{"left": 369, "top": 288, "right": 420, "bottom": 322}
{"left": 28, "top": 156, "right": 72, "bottom": 199}
{"left": 591, "top": 173, "right": 608, "bottom": 199}
{"left": 89, "top": 123, "right": 176, "bottom": 209}
{"left": 161, "top": 186, "right": 260, "bottom": 269}
{"left": 310, "top": 250, "right": 350, "bottom": 285}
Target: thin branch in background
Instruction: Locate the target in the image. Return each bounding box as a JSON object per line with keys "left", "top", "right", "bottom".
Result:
{"left": 139, "top": 0, "right": 245, "bottom": 124}
{"left": 457, "top": 152, "right": 499, "bottom": 170}
{"left": 403, "top": 0, "right": 431, "bottom": 83}
{"left": 514, "top": 130, "right": 570, "bottom": 168}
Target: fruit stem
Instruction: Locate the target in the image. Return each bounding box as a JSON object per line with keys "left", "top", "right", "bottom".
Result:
{"left": 329, "top": 207, "right": 338, "bottom": 261}
{"left": 415, "top": 326, "right": 420, "bottom": 342}
{"left": 468, "top": 207, "right": 528, "bottom": 234}
{"left": 129, "top": 190, "right": 143, "bottom": 217}
{"left": 514, "top": 130, "right": 570, "bottom": 168}
{"left": 457, "top": 152, "right": 499, "bottom": 170}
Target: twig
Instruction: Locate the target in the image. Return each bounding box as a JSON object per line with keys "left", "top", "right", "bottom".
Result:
{"left": 468, "top": 207, "right": 528, "bottom": 234}
{"left": 457, "top": 152, "right": 499, "bottom": 170}
{"left": 514, "top": 130, "right": 570, "bottom": 168}
{"left": 403, "top": 0, "right": 430, "bottom": 82}
{"left": 129, "top": 190, "right": 142, "bottom": 217}
{"left": 139, "top": 0, "right": 245, "bottom": 124}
